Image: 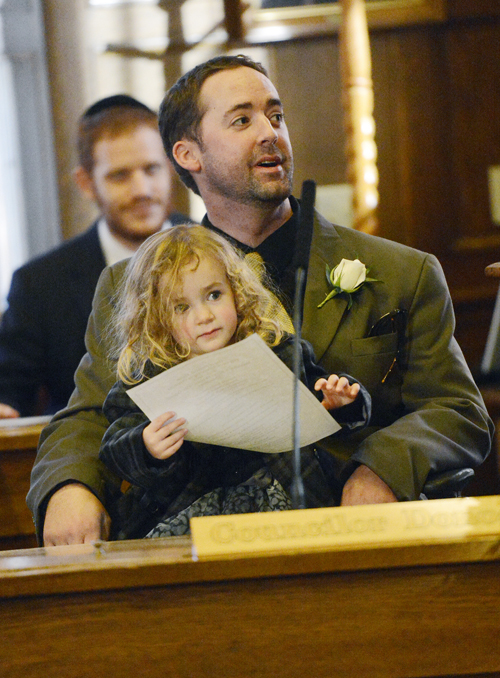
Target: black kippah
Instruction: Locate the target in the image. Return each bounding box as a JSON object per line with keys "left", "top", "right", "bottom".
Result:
{"left": 82, "top": 94, "right": 154, "bottom": 118}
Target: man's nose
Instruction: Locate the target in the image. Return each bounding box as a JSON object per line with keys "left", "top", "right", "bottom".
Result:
{"left": 257, "top": 116, "right": 278, "bottom": 144}
{"left": 130, "top": 170, "right": 152, "bottom": 196}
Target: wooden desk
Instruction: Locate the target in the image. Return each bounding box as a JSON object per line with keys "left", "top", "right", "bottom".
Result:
{"left": 1, "top": 500, "right": 500, "bottom": 678}
{"left": 0, "top": 421, "right": 45, "bottom": 452}
{"left": 0, "top": 422, "right": 45, "bottom": 550}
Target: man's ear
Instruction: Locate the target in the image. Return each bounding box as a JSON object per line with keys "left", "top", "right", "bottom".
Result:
{"left": 73, "top": 166, "right": 96, "bottom": 201}
{"left": 173, "top": 139, "right": 201, "bottom": 173}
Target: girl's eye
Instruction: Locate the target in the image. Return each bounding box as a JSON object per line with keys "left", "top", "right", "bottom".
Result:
{"left": 174, "top": 303, "right": 188, "bottom": 314}
{"left": 208, "top": 290, "right": 222, "bottom": 301}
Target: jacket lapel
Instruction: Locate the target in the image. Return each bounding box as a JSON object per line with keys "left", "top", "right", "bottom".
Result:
{"left": 302, "top": 214, "right": 356, "bottom": 362}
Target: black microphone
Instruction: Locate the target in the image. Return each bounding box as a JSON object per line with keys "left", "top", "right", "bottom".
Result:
{"left": 294, "top": 179, "right": 316, "bottom": 273}
{"left": 291, "top": 179, "right": 316, "bottom": 510}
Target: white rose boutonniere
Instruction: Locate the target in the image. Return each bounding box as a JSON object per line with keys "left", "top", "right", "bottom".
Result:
{"left": 318, "top": 258, "right": 379, "bottom": 310}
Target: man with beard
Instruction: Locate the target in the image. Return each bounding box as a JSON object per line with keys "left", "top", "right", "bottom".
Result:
{"left": 28, "top": 56, "right": 492, "bottom": 545}
{"left": 0, "top": 94, "right": 186, "bottom": 418}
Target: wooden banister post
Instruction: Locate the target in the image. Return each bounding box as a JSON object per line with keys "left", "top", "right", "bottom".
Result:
{"left": 340, "top": 0, "right": 379, "bottom": 234}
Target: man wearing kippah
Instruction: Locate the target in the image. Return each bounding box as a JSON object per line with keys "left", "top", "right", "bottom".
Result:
{"left": 0, "top": 95, "right": 185, "bottom": 419}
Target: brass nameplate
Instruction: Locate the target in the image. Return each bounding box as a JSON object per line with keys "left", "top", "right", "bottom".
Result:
{"left": 191, "top": 495, "right": 500, "bottom": 559}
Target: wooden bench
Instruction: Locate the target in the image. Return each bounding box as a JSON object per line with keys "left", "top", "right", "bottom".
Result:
{"left": 0, "top": 421, "right": 45, "bottom": 550}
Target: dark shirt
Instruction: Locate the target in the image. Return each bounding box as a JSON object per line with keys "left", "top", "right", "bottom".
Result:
{"left": 202, "top": 196, "right": 300, "bottom": 313}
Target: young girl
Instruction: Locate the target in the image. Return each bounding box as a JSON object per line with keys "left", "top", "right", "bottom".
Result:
{"left": 100, "top": 225, "right": 371, "bottom": 539}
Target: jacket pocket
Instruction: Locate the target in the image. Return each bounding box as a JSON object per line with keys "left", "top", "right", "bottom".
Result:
{"left": 351, "top": 332, "right": 398, "bottom": 357}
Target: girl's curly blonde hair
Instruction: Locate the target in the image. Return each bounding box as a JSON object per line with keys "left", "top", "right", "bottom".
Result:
{"left": 114, "top": 224, "right": 285, "bottom": 384}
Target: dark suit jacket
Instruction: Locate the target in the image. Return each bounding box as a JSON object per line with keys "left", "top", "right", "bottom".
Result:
{"left": 28, "top": 211, "right": 494, "bottom": 539}
{"left": 0, "top": 214, "right": 189, "bottom": 416}
{"left": 0, "top": 223, "right": 105, "bottom": 415}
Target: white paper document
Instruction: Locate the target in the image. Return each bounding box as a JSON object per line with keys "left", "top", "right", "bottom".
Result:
{"left": 127, "top": 334, "right": 340, "bottom": 454}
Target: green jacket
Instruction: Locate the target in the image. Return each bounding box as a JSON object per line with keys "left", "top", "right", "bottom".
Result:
{"left": 28, "top": 212, "right": 493, "bottom": 540}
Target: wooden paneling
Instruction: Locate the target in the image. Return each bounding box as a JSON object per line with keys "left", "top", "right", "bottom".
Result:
{"left": 270, "top": 39, "right": 346, "bottom": 190}
{"left": 445, "top": 21, "right": 500, "bottom": 251}
{"left": 448, "top": 0, "right": 500, "bottom": 20}
{"left": 0, "top": 449, "right": 36, "bottom": 540}
{"left": 0, "top": 424, "right": 42, "bottom": 550}
{"left": 372, "top": 26, "right": 456, "bottom": 253}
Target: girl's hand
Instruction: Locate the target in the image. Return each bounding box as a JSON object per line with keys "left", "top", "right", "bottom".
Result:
{"left": 314, "top": 375, "right": 360, "bottom": 410}
{"left": 143, "top": 411, "right": 187, "bottom": 460}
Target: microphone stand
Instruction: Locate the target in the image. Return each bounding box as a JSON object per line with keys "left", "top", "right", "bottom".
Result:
{"left": 291, "top": 180, "right": 316, "bottom": 510}
{"left": 291, "top": 267, "right": 307, "bottom": 510}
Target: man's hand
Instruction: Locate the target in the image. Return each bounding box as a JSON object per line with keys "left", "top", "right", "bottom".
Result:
{"left": 43, "top": 483, "right": 111, "bottom": 546}
{"left": 341, "top": 464, "right": 397, "bottom": 506}
{"left": 0, "top": 403, "right": 20, "bottom": 419}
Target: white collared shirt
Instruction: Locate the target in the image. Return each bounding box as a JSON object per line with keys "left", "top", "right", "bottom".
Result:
{"left": 97, "top": 218, "right": 172, "bottom": 266}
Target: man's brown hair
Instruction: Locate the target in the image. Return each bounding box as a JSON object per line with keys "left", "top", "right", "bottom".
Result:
{"left": 159, "top": 55, "right": 268, "bottom": 195}
{"left": 77, "top": 98, "right": 159, "bottom": 174}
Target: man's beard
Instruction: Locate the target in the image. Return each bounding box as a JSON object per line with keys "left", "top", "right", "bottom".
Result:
{"left": 204, "top": 159, "right": 294, "bottom": 207}
{"left": 246, "top": 165, "right": 294, "bottom": 205}
{"left": 198, "top": 137, "right": 294, "bottom": 207}
{"left": 101, "top": 198, "right": 166, "bottom": 243}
